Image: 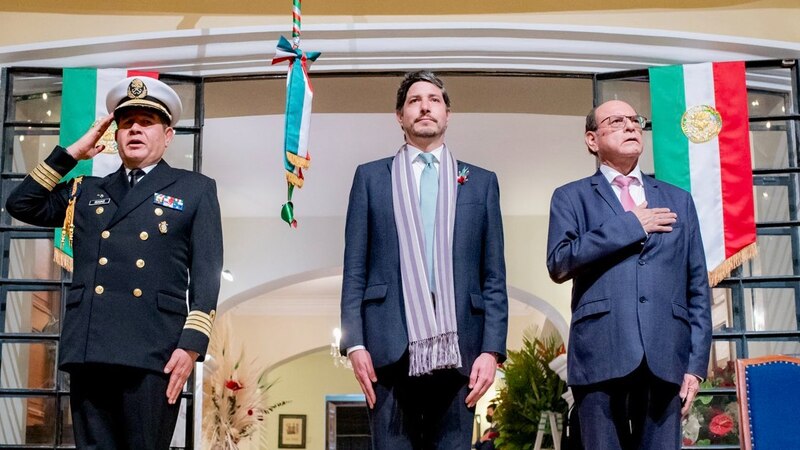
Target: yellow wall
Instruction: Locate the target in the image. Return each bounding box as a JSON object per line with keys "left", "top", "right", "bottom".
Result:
{"left": 241, "top": 349, "right": 361, "bottom": 450}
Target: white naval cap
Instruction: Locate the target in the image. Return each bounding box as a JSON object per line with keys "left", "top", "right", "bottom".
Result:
{"left": 106, "top": 76, "right": 182, "bottom": 127}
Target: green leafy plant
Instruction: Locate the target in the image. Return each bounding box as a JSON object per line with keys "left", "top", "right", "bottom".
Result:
{"left": 493, "top": 332, "right": 568, "bottom": 449}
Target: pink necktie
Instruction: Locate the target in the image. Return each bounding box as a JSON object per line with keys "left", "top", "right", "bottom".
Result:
{"left": 612, "top": 175, "right": 637, "bottom": 211}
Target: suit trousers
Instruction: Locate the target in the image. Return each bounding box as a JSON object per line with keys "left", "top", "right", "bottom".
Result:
{"left": 68, "top": 363, "right": 180, "bottom": 450}
{"left": 571, "top": 360, "right": 681, "bottom": 450}
{"left": 369, "top": 354, "right": 475, "bottom": 450}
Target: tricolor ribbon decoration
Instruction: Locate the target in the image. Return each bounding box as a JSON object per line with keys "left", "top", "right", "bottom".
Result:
{"left": 272, "top": 0, "right": 320, "bottom": 228}
{"left": 649, "top": 61, "right": 757, "bottom": 286}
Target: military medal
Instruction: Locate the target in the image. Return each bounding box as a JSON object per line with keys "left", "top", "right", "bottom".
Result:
{"left": 153, "top": 193, "right": 184, "bottom": 211}
{"left": 159, "top": 221, "right": 168, "bottom": 234}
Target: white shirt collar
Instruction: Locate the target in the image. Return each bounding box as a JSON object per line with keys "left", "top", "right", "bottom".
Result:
{"left": 125, "top": 162, "right": 159, "bottom": 176}
{"left": 408, "top": 144, "right": 444, "bottom": 164}
{"left": 600, "top": 164, "right": 643, "bottom": 186}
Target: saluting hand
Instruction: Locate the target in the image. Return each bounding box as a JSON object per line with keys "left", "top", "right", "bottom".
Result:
{"left": 65, "top": 113, "right": 115, "bottom": 161}
{"left": 631, "top": 201, "right": 677, "bottom": 234}
{"left": 164, "top": 348, "right": 199, "bottom": 405}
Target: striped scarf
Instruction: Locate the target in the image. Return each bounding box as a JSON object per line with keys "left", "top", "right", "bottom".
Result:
{"left": 391, "top": 144, "right": 462, "bottom": 376}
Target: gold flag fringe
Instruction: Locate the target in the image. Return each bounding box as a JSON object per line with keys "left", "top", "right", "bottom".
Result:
{"left": 53, "top": 176, "right": 82, "bottom": 273}
{"left": 285, "top": 171, "right": 304, "bottom": 188}
{"left": 708, "top": 242, "right": 758, "bottom": 287}
{"left": 286, "top": 151, "right": 310, "bottom": 169}
{"left": 53, "top": 248, "right": 74, "bottom": 272}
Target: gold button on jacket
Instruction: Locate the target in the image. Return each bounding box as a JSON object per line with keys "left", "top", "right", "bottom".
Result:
{"left": 5, "top": 147, "right": 223, "bottom": 375}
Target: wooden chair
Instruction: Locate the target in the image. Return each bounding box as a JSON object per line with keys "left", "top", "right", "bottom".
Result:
{"left": 735, "top": 355, "right": 800, "bottom": 450}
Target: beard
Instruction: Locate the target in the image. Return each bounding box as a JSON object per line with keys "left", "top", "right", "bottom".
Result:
{"left": 406, "top": 120, "right": 445, "bottom": 139}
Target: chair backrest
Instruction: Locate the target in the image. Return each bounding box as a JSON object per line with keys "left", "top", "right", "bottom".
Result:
{"left": 735, "top": 355, "right": 800, "bottom": 450}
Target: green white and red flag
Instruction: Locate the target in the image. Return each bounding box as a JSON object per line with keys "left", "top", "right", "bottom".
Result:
{"left": 55, "top": 68, "right": 159, "bottom": 271}
{"left": 649, "top": 61, "right": 756, "bottom": 286}
{"left": 272, "top": 0, "right": 320, "bottom": 228}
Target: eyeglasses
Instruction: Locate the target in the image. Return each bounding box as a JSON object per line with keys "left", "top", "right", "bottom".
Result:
{"left": 598, "top": 114, "right": 648, "bottom": 130}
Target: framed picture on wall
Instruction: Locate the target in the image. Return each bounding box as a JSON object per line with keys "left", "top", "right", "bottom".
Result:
{"left": 278, "top": 414, "right": 307, "bottom": 448}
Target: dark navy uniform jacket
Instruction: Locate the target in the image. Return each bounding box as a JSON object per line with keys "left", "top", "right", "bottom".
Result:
{"left": 7, "top": 146, "right": 223, "bottom": 374}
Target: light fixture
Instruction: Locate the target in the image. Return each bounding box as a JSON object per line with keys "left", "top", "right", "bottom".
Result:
{"left": 46, "top": 110, "right": 52, "bottom": 117}
{"left": 19, "top": 136, "right": 24, "bottom": 142}
{"left": 751, "top": 99, "right": 759, "bottom": 107}
{"left": 762, "top": 192, "right": 769, "bottom": 199}
{"left": 330, "top": 327, "right": 352, "bottom": 369}
{"left": 42, "top": 93, "right": 48, "bottom": 100}
{"left": 221, "top": 269, "right": 234, "bottom": 282}
{"left": 766, "top": 121, "right": 772, "bottom": 129}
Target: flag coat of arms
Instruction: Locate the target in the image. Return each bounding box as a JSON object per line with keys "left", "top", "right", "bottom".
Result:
{"left": 55, "top": 68, "right": 159, "bottom": 270}
{"left": 649, "top": 61, "right": 757, "bottom": 286}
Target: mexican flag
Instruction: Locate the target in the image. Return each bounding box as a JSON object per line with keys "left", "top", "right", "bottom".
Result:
{"left": 649, "top": 61, "right": 756, "bottom": 286}
{"left": 55, "top": 68, "right": 159, "bottom": 271}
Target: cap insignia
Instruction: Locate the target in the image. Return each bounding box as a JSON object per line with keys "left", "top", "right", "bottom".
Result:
{"left": 127, "top": 78, "right": 147, "bottom": 99}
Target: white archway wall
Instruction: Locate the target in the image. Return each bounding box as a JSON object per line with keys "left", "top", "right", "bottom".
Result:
{"left": 207, "top": 74, "right": 596, "bottom": 326}
{"left": 1, "top": 4, "right": 799, "bottom": 47}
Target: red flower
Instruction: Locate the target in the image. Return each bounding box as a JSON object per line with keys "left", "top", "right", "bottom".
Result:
{"left": 709, "top": 413, "right": 734, "bottom": 436}
{"left": 457, "top": 167, "right": 469, "bottom": 185}
{"left": 225, "top": 379, "right": 243, "bottom": 392}
{"left": 247, "top": 409, "right": 254, "bottom": 416}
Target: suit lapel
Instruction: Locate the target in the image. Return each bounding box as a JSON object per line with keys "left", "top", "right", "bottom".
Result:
{"left": 641, "top": 174, "right": 663, "bottom": 251}
{"left": 99, "top": 166, "right": 129, "bottom": 207}
{"left": 591, "top": 170, "right": 624, "bottom": 215}
{"left": 106, "top": 160, "right": 179, "bottom": 228}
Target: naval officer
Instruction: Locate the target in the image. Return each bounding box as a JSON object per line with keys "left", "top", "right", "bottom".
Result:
{"left": 6, "top": 76, "right": 223, "bottom": 450}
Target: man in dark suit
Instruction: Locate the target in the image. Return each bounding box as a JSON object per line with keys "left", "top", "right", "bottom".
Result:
{"left": 546, "top": 100, "right": 712, "bottom": 450}
{"left": 340, "top": 71, "right": 508, "bottom": 449}
{"left": 7, "top": 76, "right": 223, "bottom": 450}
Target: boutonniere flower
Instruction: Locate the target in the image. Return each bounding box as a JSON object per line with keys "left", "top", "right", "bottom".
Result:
{"left": 457, "top": 166, "right": 470, "bottom": 185}
{"left": 225, "top": 379, "right": 244, "bottom": 392}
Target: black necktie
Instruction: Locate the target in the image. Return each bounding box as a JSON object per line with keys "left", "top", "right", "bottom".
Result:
{"left": 129, "top": 169, "right": 144, "bottom": 188}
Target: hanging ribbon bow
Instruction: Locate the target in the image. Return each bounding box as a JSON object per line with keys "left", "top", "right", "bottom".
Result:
{"left": 272, "top": 35, "right": 321, "bottom": 227}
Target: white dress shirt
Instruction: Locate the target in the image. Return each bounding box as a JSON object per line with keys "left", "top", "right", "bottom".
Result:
{"left": 599, "top": 164, "right": 646, "bottom": 207}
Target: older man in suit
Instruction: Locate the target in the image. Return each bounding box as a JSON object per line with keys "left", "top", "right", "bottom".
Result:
{"left": 340, "top": 71, "right": 508, "bottom": 449}
{"left": 7, "top": 76, "right": 222, "bottom": 450}
{"left": 546, "top": 100, "right": 712, "bottom": 450}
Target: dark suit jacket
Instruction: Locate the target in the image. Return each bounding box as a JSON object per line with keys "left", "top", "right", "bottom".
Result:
{"left": 546, "top": 170, "right": 711, "bottom": 386}
{"left": 340, "top": 156, "right": 508, "bottom": 376}
{"left": 7, "top": 146, "right": 223, "bottom": 374}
